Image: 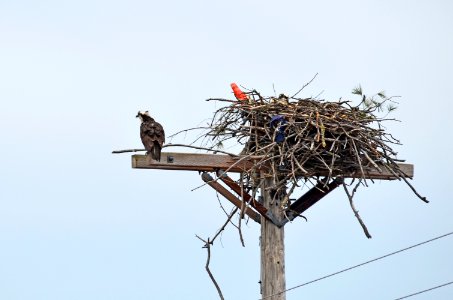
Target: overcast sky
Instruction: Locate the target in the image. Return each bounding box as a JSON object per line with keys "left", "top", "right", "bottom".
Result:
{"left": 1, "top": 1, "right": 453, "bottom": 299}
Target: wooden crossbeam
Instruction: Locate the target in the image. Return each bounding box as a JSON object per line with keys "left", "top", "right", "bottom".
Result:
{"left": 132, "top": 152, "right": 414, "bottom": 179}
{"left": 132, "top": 152, "right": 253, "bottom": 172}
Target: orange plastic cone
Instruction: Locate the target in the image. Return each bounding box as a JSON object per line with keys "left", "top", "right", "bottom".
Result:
{"left": 230, "top": 83, "right": 248, "bottom": 101}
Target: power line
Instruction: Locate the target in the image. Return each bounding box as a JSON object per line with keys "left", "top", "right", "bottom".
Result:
{"left": 393, "top": 280, "right": 453, "bottom": 299}
{"left": 260, "top": 230, "right": 453, "bottom": 300}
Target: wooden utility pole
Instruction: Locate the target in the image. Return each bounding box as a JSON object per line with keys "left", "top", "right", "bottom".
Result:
{"left": 260, "top": 176, "right": 286, "bottom": 300}
{"left": 129, "top": 152, "right": 414, "bottom": 299}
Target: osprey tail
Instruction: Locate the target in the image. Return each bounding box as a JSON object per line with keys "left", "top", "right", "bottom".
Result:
{"left": 145, "top": 144, "right": 161, "bottom": 164}
{"left": 151, "top": 142, "right": 162, "bottom": 161}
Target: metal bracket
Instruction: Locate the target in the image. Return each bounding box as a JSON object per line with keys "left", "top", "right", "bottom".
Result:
{"left": 264, "top": 211, "right": 283, "bottom": 227}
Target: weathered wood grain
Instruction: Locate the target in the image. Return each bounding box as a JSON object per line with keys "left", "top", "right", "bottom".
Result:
{"left": 260, "top": 177, "right": 286, "bottom": 300}
{"left": 131, "top": 153, "right": 414, "bottom": 180}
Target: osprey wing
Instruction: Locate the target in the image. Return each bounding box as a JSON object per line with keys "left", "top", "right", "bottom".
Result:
{"left": 153, "top": 121, "right": 165, "bottom": 146}
{"left": 140, "top": 120, "right": 165, "bottom": 150}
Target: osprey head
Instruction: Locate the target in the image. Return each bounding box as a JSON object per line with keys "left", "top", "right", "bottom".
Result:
{"left": 136, "top": 110, "right": 151, "bottom": 122}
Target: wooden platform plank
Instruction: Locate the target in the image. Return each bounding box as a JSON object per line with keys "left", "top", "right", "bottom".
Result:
{"left": 132, "top": 152, "right": 254, "bottom": 172}
{"left": 132, "top": 153, "right": 413, "bottom": 179}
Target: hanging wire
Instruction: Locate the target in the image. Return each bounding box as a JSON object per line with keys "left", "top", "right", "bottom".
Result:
{"left": 393, "top": 280, "right": 453, "bottom": 299}
{"left": 260, "top": 230, "right": 453, "bottom": 300}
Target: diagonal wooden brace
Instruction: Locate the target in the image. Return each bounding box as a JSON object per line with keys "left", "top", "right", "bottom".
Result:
{"left": 281, "top": 177, "right": 344, "bottom": 226}
{"left": 215, "top": 170, "right": 281, "bottom": 226}
{"left": 201, "top": 172, "right": 261, "bottom": 224}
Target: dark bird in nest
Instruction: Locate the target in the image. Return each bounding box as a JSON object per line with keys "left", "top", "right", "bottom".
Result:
{"left": 270, "top": 115, "right": 287, "bottom": 143}
{"left": 136, "top": 111, "right": 165, "bottom": 163}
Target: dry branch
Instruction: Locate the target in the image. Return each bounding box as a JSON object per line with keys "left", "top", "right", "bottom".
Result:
{"left": 196, "top": 236, "right": 225, "bottom": 300}
{"left": 112, "top": 143, "right": 238, "bottom": 156}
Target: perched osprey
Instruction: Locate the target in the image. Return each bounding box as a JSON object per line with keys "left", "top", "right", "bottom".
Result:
{"left": 136, "top": 111, "right": 165, "bottom": 162}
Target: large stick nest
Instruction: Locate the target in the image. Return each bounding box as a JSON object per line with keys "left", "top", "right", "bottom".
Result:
{"left": 207, "top": 90, "right": 405, "bottom": 182}
{"left": 181, "top": 86, "right": 427, "bottom": 238}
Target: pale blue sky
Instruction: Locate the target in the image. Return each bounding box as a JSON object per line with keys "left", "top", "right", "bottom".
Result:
{"left": 1, "top": 1, "right": 453, "bottom": 299}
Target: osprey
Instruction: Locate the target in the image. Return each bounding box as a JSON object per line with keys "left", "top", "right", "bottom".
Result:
{"left": 136, "top": 111, "right": 165, "bottom": 162}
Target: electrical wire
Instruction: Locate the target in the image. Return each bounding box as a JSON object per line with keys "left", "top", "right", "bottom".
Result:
{"left": 393, "top": 280, "right": 453, "bottom": 299}
{"left": 260, "top": 230, "right": 453, "bottom": 299}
